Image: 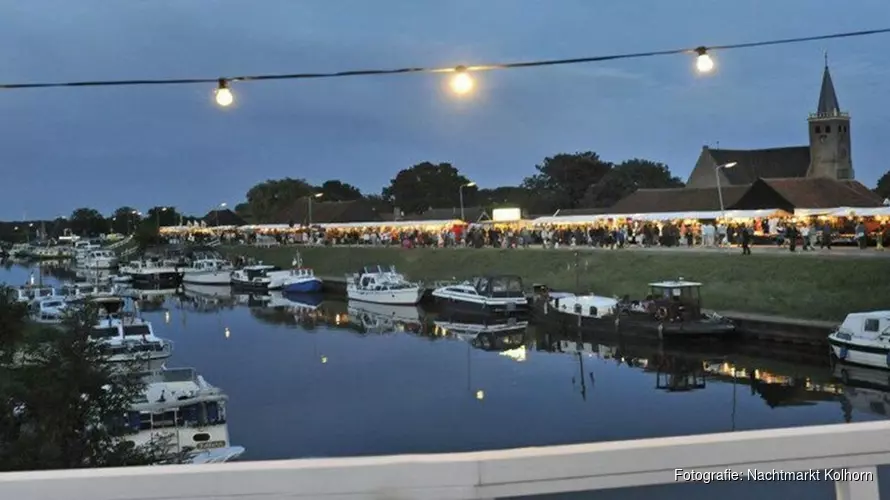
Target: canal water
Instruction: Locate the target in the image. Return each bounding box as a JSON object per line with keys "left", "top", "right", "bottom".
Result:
{"left": 4, "top": 262, "right": 889, "bottom": 499}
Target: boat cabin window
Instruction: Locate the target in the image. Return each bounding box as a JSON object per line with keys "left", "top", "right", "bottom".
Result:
{"left": 864, "top": 318, "right": 880, "bottom": 332}
{"left": 651, "top": 285, "right": 700, "bottom": 303}
{"left": 91, "top": 327, "right": 119, "bottom": 339}
{"left": 123, "top": 324, "right": 152, "bottom": 337}
{"left": 490, "top": 277, "right": 522, "bottom": 293}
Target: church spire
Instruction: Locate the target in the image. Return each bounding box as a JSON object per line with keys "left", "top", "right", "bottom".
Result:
{"left": 816, "top": 55, "right": 841, "bottom": 116}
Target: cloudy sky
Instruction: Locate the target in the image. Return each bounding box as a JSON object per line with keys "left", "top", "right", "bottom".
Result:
{"left": 1, "top": 0, "right": 888, "bottom": 219}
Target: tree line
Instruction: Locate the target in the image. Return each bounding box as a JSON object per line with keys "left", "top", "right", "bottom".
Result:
{"left": 3, "top": 152, "right": 890, "bottom": 240}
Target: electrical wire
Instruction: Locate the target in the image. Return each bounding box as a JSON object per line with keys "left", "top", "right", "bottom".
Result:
{"left": 0, "top": 27, "right": 888, "bottom": 90}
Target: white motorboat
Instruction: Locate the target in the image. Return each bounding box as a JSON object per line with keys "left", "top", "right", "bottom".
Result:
{"left": 125, "top": 368, "right": 245, "bottom": 463}
{"left": 431, "top": 275, "right": 528, "bottom": 315}
{"left": 181, "top": 258, "right": 234, "bottom": 286}
{"left": 73, "top": 240, "right": 102, "bottom": 261}
{"left": 346, "top": 265, "right": 424, "bottom": 305}
{"left": 29, "top": 296, "right": 69, "bottom": 324}
{"left": 121, "top": 258, "right": 183, "bottom": 286}
{"left": 79, "top": 249, "right": 119, "bottom": 269}
{"left": 828, "top": 311, "right": 890, "bottom": 369}
{"left": 347, "top": 300, "right": 422, "bottom": 333}
{"left": 91, "top": 299, "right": 173, "bottom": 368}
{"left": 9, "top": 285, "right": 58, "bottom": 304}
{"left": 58, "top": 282, "right": 119, "bottom": 302}
{"left": 230, "top": 264, "right": 302, "bottom": 290}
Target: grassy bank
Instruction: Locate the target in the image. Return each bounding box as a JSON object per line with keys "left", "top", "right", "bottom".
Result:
{"left": 225, "top": 246, "right": 890, "bottom": 321}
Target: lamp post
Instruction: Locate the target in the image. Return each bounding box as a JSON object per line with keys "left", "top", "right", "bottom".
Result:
{"left": 156, "top": 207, "right": 168, "bottom": 229}
{"left": 459, "top": 182, "right": 476, "bottom": 221}
{"left": 308, "top": 193, "right": 323, "bottom": 226}
{"left": 714, "top": 162, "right": 737, "bottom": 218}
{"left": 216, "top": 202, "right": 227, "bottom": 227}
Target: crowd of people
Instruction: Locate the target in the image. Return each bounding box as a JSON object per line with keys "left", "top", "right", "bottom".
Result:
{"left": 164, "top": 216, "right": 888, "bottom": 252}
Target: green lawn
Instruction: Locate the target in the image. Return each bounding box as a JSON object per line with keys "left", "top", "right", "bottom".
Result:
{"left": 224, "top": 245, "right": 889, "bottom": 321}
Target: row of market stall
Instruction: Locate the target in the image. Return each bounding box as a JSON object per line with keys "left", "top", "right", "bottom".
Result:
{"left": 157, "top": 205, "right": 890, "bottom": 236}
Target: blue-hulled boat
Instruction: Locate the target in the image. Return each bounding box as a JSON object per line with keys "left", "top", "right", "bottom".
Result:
{"left": 281, "top": 253, "right": 323, "bottom": 293}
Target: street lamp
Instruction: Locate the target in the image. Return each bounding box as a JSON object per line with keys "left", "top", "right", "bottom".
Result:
{"left": 714, "top": 162, "right": 737, "bottom": 218}
{"left": 308, "top": 193, "right": 323, "bottom": 226}
{"left": 459, "top": 182, "right": 476, "bottom": 221}
{"left": 216, "top": 202, "right": 227, "bottom": 227}
{"left": 156, "top": 206, "right": 168, "bottom": 229}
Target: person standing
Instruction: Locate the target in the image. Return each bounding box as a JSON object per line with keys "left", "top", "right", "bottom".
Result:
{"left": 820, "top": 223, "right": 832, "bottom": 250}
{"left": 740, "top": 224, "right": 752, "bottom": 255}
{"left": 800, "top": 222, "right": 811, "bottom": 251}
{"left": 855, "top": 221, "right": 867, "bottom": 250}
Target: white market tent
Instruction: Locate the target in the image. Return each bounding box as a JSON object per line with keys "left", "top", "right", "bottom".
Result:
{"left": 532, "top": 209, "right": 788, "bottom": 225}
{"left": 826, "top": 206, "right": 890, "bottom": 218}
{"left": 241, "top": 219, "right": 463, "bottom": 231}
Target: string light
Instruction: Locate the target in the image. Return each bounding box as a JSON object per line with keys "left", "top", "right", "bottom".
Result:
{"left": 694, "top": 47, "right": 714, "bottom": 73}
{"left": 0, "top": 27, "right": 885, "bottom": 106}
{"left": 215, "top": 79, "right": 234, "bottom": 107}
{"left": 449, "top": 66, "right": 474, "bottom": 95}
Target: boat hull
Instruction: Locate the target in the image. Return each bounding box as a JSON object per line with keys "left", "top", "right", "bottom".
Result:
{"left": 434, "top": 294, "right": 529, "bottom": 317}
{"left": 347, "top": 286, "right": 424, "bottom": 305}
{"left": 129, "top": 271, "right": 183, "bottom": 287}
{"left": 282, "top": 278, "right": 323, "bottom": 294}
{"left": 829, "top": 336, "right": 890, "bottom": 370}
{"left": 183, "top": 270, "right": 233, "bottom": 286}
{"left": 534, "top": 302, "right": 736, "bottom": 339}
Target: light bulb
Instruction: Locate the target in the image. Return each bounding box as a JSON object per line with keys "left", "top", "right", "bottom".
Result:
{"left": 694, "top": 47, "right": 714, "bottom": 74}
{"left": 215, "top": 79, "right": 234, "bottom": 107}
{"left": 449, "top": 66, "right": 474, "bottom": 95}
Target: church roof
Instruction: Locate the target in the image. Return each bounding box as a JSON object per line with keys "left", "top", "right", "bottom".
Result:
{"left": 759, "top": 178, "right": 882, "bottom": 209}
{"left": 608, "top": 185, "right": 750, "bottom": 214}
{"left": 816, "top": 64, "right": 841, "bottom": 116}
{"left": 706, "top": 146, "right": 811, "bottom": 184}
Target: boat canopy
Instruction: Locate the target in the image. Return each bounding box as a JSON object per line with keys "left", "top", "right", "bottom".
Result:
{"left": 839, "top": 312, "right": 890, "bottom": 340}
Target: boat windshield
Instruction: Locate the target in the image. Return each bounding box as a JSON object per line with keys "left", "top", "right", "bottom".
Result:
{"left": 490, "top": 276, "right": 523, "bottom": 293}
{"left": 91, "top": 326, "right": 119, "bottom": 339}
{"left": 123, "top": 324, "right": 152, "bottom": 337}
{"left": 125, "top": 400, "right": 226, "bottom": 431}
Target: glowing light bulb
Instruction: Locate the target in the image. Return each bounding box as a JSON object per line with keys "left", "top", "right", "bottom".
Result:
{"left": 475, "top": 390, "right": 485, "bottom": 400}
{"left": 449, "top": 66, "right": 474, "bottom": 95}
{"left": 215, "top": 79, "right": 234, "bottom": 107}
{"left": 694, "top": 47, "right": 714, "bottom": 74}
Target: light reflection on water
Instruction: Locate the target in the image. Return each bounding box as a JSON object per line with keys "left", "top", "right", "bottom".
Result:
{"left": 4, "top": 262, "right": 889, "bottom": 499}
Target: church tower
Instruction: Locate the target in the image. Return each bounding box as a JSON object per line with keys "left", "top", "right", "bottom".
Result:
{"left": 807, "top": 58, "right": 853, "bottom": 180}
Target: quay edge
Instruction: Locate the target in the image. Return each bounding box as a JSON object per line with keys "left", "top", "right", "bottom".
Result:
{"left": 318, "top": 276, "right": 836, "bottom": 346}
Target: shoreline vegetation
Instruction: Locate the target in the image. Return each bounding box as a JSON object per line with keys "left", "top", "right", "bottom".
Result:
{"left": 225, "top": 245, "right": 890, "bottom": 322}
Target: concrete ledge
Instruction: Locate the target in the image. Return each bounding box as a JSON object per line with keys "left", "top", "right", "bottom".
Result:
{"left": 1, "top": 421, "right": 888, "bottom": 499}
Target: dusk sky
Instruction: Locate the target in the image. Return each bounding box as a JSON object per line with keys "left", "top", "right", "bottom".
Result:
{"left": 1, "top": 0, "right": 889, "bottom": 219}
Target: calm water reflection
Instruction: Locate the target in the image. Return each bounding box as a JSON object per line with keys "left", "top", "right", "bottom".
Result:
{"left": 6, "top": 262, "right": 890, "bottom": 498}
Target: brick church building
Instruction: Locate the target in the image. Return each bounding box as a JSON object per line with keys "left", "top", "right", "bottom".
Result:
{"left": 611, "top": 61, "right": 882, "bottom": 214}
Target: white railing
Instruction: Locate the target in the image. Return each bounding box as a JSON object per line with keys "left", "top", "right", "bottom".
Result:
{"left": 105, "top": 236, "right": 132, "bottom": 250}
{"left": 0, "top": 421, "right": 887, "bottom": 500}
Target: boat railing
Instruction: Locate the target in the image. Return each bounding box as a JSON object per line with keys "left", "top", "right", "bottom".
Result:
{"left": 4, "top": 421, "right": 888, "bottom": 499}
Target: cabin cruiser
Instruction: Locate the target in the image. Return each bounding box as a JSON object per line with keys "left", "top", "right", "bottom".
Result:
{"left": 120, "top": 258, "right": 183, "bottom": 287}
{"left": 78, "top": 249, "right": 119, "bottom": 269}
{"left": 180, "top": 258, "right": 234, "bottom": 286}
{"left": 828, "top": 311, "right": 890, "bottom": 369}
{"left": 29, "top": 296, "right": 69, "bottom": 324}
{"left": 10, "top": 243, "right": 33, "bottom": 259}
{"left": 125, "top": 368, "right": 245, "bottom": 463}
{"left": 432, "top": 275, "right": 528, "bottom": 315}
{"left": 58, "top": 282, "right": 118, "bottom": 302}
{"left": 230, "top": 264, "right": 305, "bottom": 290}
{"left": 31, "top": 244, "right": 74, "bottom": 259}
{"left": 347, "top": 300, "right": 422, "bottom": 333}
{"left": 73, "top": 240, "right": 102, "bottom": 261}
{"left": 536, "top": 279, "right": 736, "bottom": 338}
{"left": 90, "top": 298, "right": 173, "bottom": 368}
{"left": 346, "top": 265, "right": 424, "bottom": 305}
{"left": 9, "top": 285, "right": 58, "bottom": 303}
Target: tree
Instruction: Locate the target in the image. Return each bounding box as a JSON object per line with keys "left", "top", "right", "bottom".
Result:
{"left": 245, "top": 178, "right": 314, "bottom": 222}
{"left": 110, "top": 207, "right": 142, "bottom": 235}
{"left": 145, "top": 206, "right": 183, "bottom": 228}
{"left": 233, "top": 202, "right": 252, "bottom": 223}
{"left": 876, "top": 171, "right": 890, "bottom": 200}
{"left": 133, "top": 223, "right": 161, "bottom": 250}
{"left": 68, "top": 208, "right": 108, "bottom": 237}
{"left": 0, "top": 293, "right": 166, "bottom": 470}
{"left": 382, "top": 162, "right": 474, "bottom": 215}
{"left": 521, "top": 152, "right": 613, "bottom": 212}
{"left": 476, "top": 186, "right": 533, "bottom": 208}
{"left": 583, "top": 158, "right": 684, "bottom": 208}
{"left": 318, "top": 180, "right": 363, "bottom": 202}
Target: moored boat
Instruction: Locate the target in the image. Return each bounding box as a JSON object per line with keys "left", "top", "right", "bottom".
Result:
{"left": 125, "top": 368, "right": 245, "bottom": 463}
{"left": 180, "top": 257, "right": 234, "bottom": 286}
{"left": 345, "top": 265, "right": 424, "bottom": 305}
{"left": 828, "top": 311, "right": 890, "bottom": 369}
{"left": 535, "top": 279, "right": 736, "bottom": 339}
{"left": 431, "top": 275, "right": 528, "bottom": 316}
